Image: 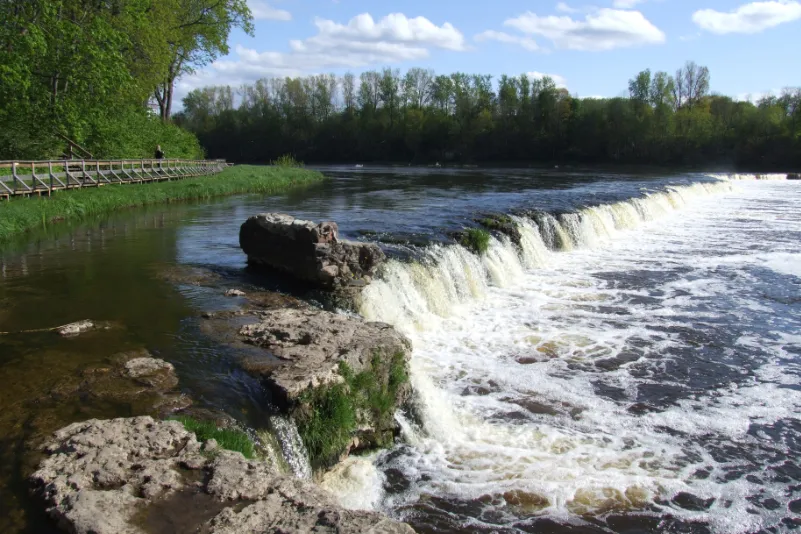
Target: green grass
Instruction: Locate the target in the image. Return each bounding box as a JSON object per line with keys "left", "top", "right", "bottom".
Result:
{"left": 172, "top": 416, "right": 256, "bottom": 459}
{"left": 460, "top": 228, "right": 491, "bottom": 255}
{"left": 296, "top": 352, "right": 409, "bottom": 470}
{"left": 0, "top": 165, "right": 325, "bottom": 243}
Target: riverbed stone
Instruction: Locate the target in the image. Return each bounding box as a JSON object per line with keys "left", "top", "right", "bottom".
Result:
{"left": 30, "top": 417, "right": 414, "bottom": 534}
{"left": 239, "top": 213, "right": 385, "bottom": 290}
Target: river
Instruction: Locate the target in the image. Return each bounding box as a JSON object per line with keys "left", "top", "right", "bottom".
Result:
{"left": 0, "top": 167, "right": 799, "bottom": 533}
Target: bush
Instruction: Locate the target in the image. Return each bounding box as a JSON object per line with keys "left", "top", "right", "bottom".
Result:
{"left": 172, "top": 416, "right": 255, "bottom": 459}
{"left": 271, "top": 154, "right": 304, "bottom": 167}
{"left": 460, "top": 228, "right": 491, "bottom": 254}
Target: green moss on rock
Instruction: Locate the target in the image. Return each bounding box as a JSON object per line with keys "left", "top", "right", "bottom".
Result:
{"left": 460, "top": 228, "right": 491, "bottom": 255}
{"left": 295, "top": 352, "right": 409, "bottom": 470}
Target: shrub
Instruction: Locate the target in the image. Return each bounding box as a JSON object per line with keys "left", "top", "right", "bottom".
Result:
{"left": 271, "top": 154, "right": 304, "bottom": 168}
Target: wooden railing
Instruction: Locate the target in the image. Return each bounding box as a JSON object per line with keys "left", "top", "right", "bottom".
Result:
{"left": 0, "top": 159, "right": 228, "bottom": 199}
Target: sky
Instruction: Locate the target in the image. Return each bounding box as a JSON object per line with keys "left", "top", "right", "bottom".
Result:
{"left": 175, "top": 0, "right": 801, "bottom": 104}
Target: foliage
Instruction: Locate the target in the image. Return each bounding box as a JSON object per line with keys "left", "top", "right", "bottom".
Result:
{"left": 296, "top": 352, "right": 409, "bottom": 470}
{"left": 271, "top": 154, "right": 304, "bottom": 168}
{"left": 0, "top": 0, "right": 250, "bottom": 159}
{"left": 177, "top": 63, "right": 801, "bottom": 170}
{"left": 0, "top": 166, "right": 325, "bottom": 243}
{"left": 460, "top": 229, "right": 491, "bottom": 255}
{"left": 172, "top": 416, "right": 255, "bottom": 458}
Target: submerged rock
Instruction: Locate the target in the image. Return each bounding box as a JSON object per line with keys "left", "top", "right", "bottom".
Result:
{"left": 224, "top": 289, "right": 246, "bottom": 297}
{"left": 239, "top": 213, "right": 385, "bottom": 291}
{"left": 788, "top": 173, "right": 800, "bottom": 180}
{"left": 239, "top": 307, "right": 412, "bottom": 468}
{"left": 30, "top": 417, "right": 414, "bottom": 534}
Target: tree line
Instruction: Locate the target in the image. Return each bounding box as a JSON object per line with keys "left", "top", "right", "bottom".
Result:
{"left": 0, "top": 0, "right": 252, "bottom": 160}
{"left": 176, "top": 62, "right": 801, "bottom": 169}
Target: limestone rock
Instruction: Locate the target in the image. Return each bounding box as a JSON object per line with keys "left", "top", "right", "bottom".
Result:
{"left": 238, "top": 308, "right": 411, "bottom": 403}
{"left": 239, "top": 213, "right": 385, "bottom": 290}
{"left": 30, "top": 417, "right": 414, "bottom": 534}
{"left": 224, "top": 289, "right": 246, "bottom": 297}
{"left": 57, "top": 320, "right": 95, "bottom": 337}
{"left": 124, "top": 357, "right": 179, "bottom": 389}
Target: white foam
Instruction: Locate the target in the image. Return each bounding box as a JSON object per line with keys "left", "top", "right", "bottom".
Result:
{"left": 762, "top": 252, "right": 801, "bottom": 278}
{"left": 320, "top": 455, "right": 386, "bottom": 510}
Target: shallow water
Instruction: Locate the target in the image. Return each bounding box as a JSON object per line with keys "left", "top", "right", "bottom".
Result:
{"left": 0, "top": 167, "right": 798, "bottom": 533}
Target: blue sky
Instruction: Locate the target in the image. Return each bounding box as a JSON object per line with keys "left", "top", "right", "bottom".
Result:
{"left": 177, "top": 0, "right": 801, "bottom": 103}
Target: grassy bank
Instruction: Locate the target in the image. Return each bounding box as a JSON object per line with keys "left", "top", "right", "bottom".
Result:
{"left": 0, "top": 165, "right": 325, "bottom": 243}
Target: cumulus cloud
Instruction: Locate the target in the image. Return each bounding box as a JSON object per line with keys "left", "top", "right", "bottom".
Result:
{"left": 475, "top": 30, "right": 540, "bottom": 51}
{"left": 502, "top": 8, "right": 665, "bottom": 51}
{"left": 692, "top": 1, "right": 801, "bottom": 34}
{"left": 248, "top": 0, "right": 291, "bottom": 21}
{"left": 527, "top": 71, "right": 568, "bottom": 88}
{"left": 175, "top": 13, "right": 465, "bottom": 99}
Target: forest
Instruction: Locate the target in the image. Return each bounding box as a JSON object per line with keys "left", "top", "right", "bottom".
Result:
{"left": 177, "top": 63, "right": 801, "bottom": 169}
{"left": 0, "top": 0, "right": 252, "bottom": 160}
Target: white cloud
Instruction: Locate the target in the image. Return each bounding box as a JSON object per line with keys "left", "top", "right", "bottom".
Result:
{"left": 503, "top": 8, "right": 665, "bottom": 51}
{"left": 556, "top": 2, "right": 580, "bottom": 13}
{"left": 305, "top": 13, "right": 466, "bottom": 52}
{"left": 475, "top": 30, "right": 540, "bottom": 51}
{"left": 613, "top": 0, "right": 645, "bottom": 7}
{"left": 692, "top": 1, "right": 801, "bottom": 34}
{"left": 527, "top": 71, "right": 568, "bottom": 88}
{"left": 248, "top": 0, "right": 291, "bottom": 21}
{"left": 175, "top": 13, "right": 465, "bottom": 99}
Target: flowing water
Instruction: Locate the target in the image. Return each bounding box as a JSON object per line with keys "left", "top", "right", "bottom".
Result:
{"left": 0, "top": 167, "right": 798, "bottom": 533}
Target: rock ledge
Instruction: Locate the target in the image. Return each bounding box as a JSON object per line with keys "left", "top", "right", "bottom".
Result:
{"left": 31, "top": 416, "right": 414, "bottom": 534}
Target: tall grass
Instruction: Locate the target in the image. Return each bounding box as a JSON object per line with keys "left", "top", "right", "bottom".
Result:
{"left": 0, "top": 165, "right": 325, "bottom": 243}
{"left": 172, "top": 416, "right": 256, "bottom": 459}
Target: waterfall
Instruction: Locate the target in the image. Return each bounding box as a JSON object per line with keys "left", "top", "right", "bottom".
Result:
{"left": 269, "top": 415, "right": 313, "bottom": 480}
{"left": 359, "top": 179, "right": 735, "bottom": 331}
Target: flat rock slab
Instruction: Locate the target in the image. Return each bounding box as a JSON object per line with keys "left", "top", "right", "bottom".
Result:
{"left": 239, "top": 308, "right": 411, "bottom": 402}
{"left": 239, "top": 213, "right": 385, "bottom": 290}
{"left": 31, "top": 417, "right": 414, "bottom": 534}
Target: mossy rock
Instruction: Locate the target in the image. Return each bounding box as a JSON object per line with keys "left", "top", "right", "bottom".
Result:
{"left": 476, "top": 213, "right": 522, "bottom": 246}
{"left": 452, "top": 228, "right": 491, "bottom": 255}
{"left": 294, "top": 351, "right": 410, "bottom": 471}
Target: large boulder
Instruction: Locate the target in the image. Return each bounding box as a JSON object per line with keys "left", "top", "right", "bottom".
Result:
{"left": 239, "top": 213, "right": 385, "bottom": 290}
{"left": 238, "top": 308, "right": 412, "bottom": 469}
{"left": 30, "top": 417, "right": 414, "bottom": 534}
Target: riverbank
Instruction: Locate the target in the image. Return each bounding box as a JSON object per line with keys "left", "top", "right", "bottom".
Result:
{"left": 0, "top": 165, "right": 325, "bottom": 243}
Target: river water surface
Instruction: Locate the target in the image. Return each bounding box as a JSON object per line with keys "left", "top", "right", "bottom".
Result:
{"left": 0, "top": 168, "right": 799, "bottom": 533}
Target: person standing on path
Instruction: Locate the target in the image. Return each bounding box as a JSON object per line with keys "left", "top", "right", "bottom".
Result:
{"left": 154, "top": 145, "right": 164, "bottom": 159}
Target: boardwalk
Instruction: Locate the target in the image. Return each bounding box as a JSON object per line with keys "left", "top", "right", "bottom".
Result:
{"left": 0, "top": 159, "right": 227, "bottom": 200}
